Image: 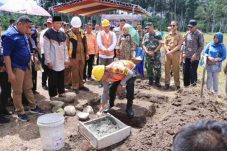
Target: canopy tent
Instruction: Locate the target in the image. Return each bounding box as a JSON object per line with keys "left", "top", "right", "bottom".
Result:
{"left": 53, "top": 0, "right": 151, "bottom": 16}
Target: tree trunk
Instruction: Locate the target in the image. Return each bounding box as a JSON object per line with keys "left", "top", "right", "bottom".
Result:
{"left": 174, "top": 0, "right": 177, "bottom": 20}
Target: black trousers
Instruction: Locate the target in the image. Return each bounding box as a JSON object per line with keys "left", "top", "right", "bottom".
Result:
{"left": 48, "top": 69, "right": 65, "bottom": 97}
{"left": 96, "top": 53, "right": 99, "bottom": 65}
{"left": 41, "top": 54, "right": 48, "bottom": 86}
{"left": 109, "top": 77, "right": 136, "bottom": 108}
{"left": 183, "top": 58, "right": 199, "bottom": 86}
{"left": 0, "top": 72, "right": 11, "bottom": 113}
{"left": 84, "top": 54, "right": 95, "bottom": 79}
{"left": 32, "top": 63, "right": 37, "bottom": 92}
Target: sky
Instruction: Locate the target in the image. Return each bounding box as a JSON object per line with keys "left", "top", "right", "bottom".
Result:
{"left": 0, "top": 0, "right": 15, "bottom": 6}
{"left": 0, "top": 0, "right": 11, "bottom": 4}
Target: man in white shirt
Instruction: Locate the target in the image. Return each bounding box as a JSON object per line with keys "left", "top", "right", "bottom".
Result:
{"left": 43, "top": 16, "right": 69, "bottom": 99}
{"left": 97, "top": 19, "right": 117, "bottom": 66}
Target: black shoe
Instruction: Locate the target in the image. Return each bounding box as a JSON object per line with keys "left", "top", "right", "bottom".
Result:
{"left": 176, "top": 86, "right": 180, "bottom": 90}
{"left": 192, "top": 83, "right": 197, "bottom": 86}
{"left": 65, "top": 85, "right": 71, "bottom": 90}
{"left": 0, "top": 110, "right": 12, "bottom": 116}
{"left": 74, "top": 89, "right": 79, "bottom": 94}
{"left": 87, "top": 77, "right": 93, "bottom": 81}
{"left": 42, "top": 85, "right": 48, "bottom": 90}
{"left": 155, "top": 82, "right": 161, "bottom": 88}
{"left": 126, "top": 107, "right": 134, "bottom": 118}
{"left": 164, "top": 84, "right": 170, "bottom": 90}
{"left": 58, "top": 93, "right": 66, "bottom": 97}
{"left": 33, "top": 90, "right": 39, "bottom": 95}
{"left": 79, "top": 86, "right": 89, "bottom": 91}
{"left": 30, "top": 106, "right": 45, "bottom": 115}
{"left": 18, "top": 114, "right": 29, "bottom": 122}
{"left": 155, "top": 78, "right": 161, "bottom": 88}
{"left": 148, "top": 78, "right": 153, "bottom": 86}
{"left": 0, "top": 116, "right": 10, "bottom": 124}
{"left": 149, "top": 80, "right": 153, "bottom": 86}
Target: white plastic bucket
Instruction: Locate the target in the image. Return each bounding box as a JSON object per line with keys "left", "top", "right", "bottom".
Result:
{"left": 37, "top": 113, "right": 65, "bottom": 151}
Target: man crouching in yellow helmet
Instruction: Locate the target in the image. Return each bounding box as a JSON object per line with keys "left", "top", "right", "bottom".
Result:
{"left": 92, "top": 60, "right": 136, "bottom": 118}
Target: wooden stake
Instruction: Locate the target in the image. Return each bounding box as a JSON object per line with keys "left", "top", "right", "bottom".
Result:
{"left": 200, "top": 66, "right": 206, "bottom": 97}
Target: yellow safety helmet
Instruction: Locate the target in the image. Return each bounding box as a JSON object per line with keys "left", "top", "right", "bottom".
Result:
{"left": 92, "top": 65, "right": 105, "bottom": 81}
{"left": 101, "top": 19, "right": 110, "bottom": 27}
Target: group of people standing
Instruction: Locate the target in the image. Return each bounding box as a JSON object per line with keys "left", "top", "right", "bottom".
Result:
{"left": 143, "top": 20, "right": 204, "bottom": 90}
{"left": 143, "top": 19, "right": 227, "bottom": 98}
{"left": 90, "top": 18, "right": 227, "bottom": 117}
{"left": 0, "top": 14, "right": 226, "bottom": 123}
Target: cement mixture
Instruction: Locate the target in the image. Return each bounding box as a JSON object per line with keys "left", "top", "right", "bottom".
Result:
{"left": 86, "top": 116, "right": 121, "bottom": 138}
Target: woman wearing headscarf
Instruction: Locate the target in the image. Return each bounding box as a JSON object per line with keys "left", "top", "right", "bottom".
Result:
{"left": 204, "top": 32, "right": 226, "bottom": 96}
{"left": 116, "top": 25, "right": 136, "bottom": 60}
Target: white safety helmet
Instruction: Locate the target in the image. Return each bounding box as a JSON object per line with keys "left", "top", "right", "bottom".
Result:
{"left": 70, "top": 16, "right": 82, "bottom": 28}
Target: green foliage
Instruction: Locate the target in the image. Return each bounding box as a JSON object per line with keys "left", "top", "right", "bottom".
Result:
{"left": 185, "top": 0, "right": 198, "bottom": 21}
{"left": 195, "top": 0, "right": 227, "bottom": 32}
{"left": 123, "top": 0, "right": 227, "bottom": 32}
{"left": 145, "top": 16, "right": 168, "bottom": 31}
{"left": 0, "top": 13, "right": 46, "bottom": 30}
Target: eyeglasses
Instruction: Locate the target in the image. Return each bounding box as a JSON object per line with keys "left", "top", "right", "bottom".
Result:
{"left": 188, "top": 26, "right": 193, "bottom": 29}
{"left": 170, "top": 25, "right": 176, "bottom": 27}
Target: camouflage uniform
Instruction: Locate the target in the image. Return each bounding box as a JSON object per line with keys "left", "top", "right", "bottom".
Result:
{"left": 142, "top": 31, "right": 162, "bottom": 84}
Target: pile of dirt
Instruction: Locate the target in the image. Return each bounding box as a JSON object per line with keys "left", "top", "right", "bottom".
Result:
{"left": 1, "top": 77, "right": 227, "bottom": 151}
{"left": 63, "top": 81, "right": 227, "bottom": 151}
{"left": 115, "top": 86, "right": 227, "bottom": 151}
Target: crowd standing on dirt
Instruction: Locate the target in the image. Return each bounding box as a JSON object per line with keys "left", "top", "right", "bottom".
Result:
{"left": 0, "top": 15, "right": 227, "bottom": 130}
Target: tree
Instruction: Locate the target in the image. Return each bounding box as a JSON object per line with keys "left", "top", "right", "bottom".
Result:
{"left": 185, "top": 0, "right": 198, "bottom": 21}
{"left": 0, "top": 13, "right": 46, "bottom": 30}
{"left": 34, "top": 0, "right": 227, "bottom": 32}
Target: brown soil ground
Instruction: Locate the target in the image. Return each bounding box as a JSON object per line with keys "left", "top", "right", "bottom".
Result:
{"left": 0, "top": 74, "right": 227, "bottom": 151}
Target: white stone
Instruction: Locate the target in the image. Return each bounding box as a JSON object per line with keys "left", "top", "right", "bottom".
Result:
{"left": 56, "top": 93, "right": 77, "bottom": 103}
{"left": 77, "top": 112, "right": 89, "bottom": 120}
{"left": 64, "top": 105, "right": 76, "bottom": 116}
{"left": 83, "top": 106, "right": 94, "bottom": 114}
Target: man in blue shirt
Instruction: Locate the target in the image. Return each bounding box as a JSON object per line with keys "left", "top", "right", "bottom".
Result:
{"left": 2, "top": 15, "right": 44, "bottom": 122}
